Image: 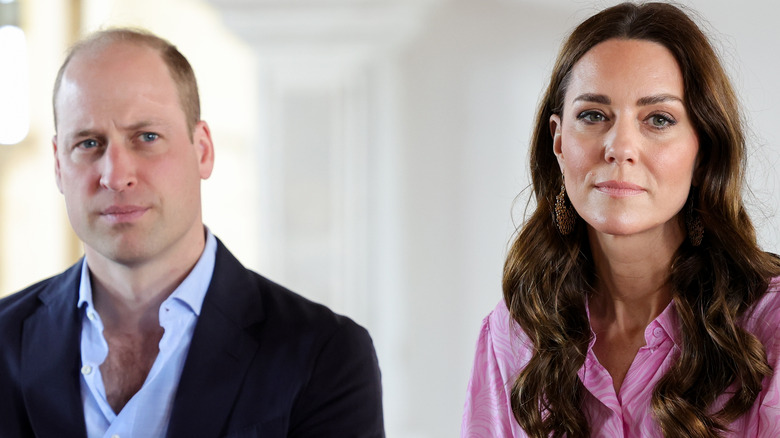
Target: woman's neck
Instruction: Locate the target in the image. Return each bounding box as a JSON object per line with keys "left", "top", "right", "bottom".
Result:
{"left": 587, "top": 223, "right": 684, "bottom": 332}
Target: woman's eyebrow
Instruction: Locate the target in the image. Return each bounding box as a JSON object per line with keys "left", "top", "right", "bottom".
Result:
{"left": 637, "top": 94, "right": 683, "bottom": 106}
{"left": 573, "top": 93, "right": 611, "bottom": 104}
{"left": 572, "top": 93, "right": 683, "bottom": 106}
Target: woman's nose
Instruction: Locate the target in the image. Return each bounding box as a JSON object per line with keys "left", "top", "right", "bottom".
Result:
{"left": 604, "top": 118, "right": 639, "bottom": 165}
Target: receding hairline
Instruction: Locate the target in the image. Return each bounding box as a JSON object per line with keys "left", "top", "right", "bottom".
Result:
{"left": 52, "top": 28, "right": 201, "bottom": 135}
{"left": 54, "top": 28, "right": 168, "bottom": 102}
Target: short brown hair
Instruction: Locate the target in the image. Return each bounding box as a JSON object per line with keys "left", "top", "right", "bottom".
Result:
{"left": 53, "top": 28, "right": 200, "bottom": 136}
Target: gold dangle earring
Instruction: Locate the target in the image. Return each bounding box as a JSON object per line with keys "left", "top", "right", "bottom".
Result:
{"left": 685, "top": 189, "right": 704, "bottom": 246}
{"left": 554, "top": 175, "right": 576, "bottom": 235}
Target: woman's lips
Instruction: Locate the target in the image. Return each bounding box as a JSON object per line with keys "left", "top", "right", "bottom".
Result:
{"left": 594, "top": 180, "right": 645, "bottom": 197}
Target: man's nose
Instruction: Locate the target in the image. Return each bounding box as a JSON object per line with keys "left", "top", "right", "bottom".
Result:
{"left": 99, "top": 142, "right": 137, "bottom": 191}
{"left": 604, "top": 118, "right": 639, "bottom": 165}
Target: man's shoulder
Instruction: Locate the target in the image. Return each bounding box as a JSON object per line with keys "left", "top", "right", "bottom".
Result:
{"left": 240, "top": 268, "right": 370, "bottom": 349}
{"left": 0, "top": 263, "right": 81, "bottom": 361}
{"left": 185, "top": 240, "right": 383, "bottom": 437}
{"left": 0, "top": 262, "right": 81, "bottom": 322}
{"left": 210, "top": 240, "right": 369, "bottom": 341}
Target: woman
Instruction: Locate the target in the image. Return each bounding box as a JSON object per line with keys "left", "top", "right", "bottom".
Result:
{"left": 462, "top": 3, "right": 780, "bottom": 437}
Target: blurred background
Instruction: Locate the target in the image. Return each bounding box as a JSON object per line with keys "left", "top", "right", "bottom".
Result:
{"left": 1, "top": 0, "right": 779, "bottom": 436}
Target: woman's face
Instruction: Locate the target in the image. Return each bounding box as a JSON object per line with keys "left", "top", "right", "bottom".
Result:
{"left": 550, "top": 38, "right": 699, "bottom": 239}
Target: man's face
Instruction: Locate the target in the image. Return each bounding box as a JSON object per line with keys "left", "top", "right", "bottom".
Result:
{"left": 53, "top": 42, "right": 214, "bottom": 267}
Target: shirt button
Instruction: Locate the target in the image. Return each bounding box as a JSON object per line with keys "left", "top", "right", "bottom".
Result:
{"left": 653, "top": 327, "right": 663, "bottom": 338}
{"left": 111, "top": 435, "right": 120, "bottom": 438}
{"left": 87, "top": 311, "right": 97, "bottom": 321}
{"left": 81, "top": 365, "right": 93, "bottom": 375}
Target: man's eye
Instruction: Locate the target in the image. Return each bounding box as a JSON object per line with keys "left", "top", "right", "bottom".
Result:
{"left": 140, "top": 132, "right": 159, "bottom": 142}
{"left": 79, "top": 139, "right": 99, "bottom": 149}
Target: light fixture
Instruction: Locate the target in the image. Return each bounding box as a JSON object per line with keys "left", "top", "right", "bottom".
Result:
{"left": 0, "top": 0, "right": 29, "bottom": 145}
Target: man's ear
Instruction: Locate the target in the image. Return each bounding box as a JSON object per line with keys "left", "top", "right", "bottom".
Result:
{"left": 550, "top": 114, "right": 565, "bottom": 172}
{"left": 192, "top": 121, "right": 215, "bottom": 179}
{"left": 53, "top": 135, "right": 63, "bottom": 194}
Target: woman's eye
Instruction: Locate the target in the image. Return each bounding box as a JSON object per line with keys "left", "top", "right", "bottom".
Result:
{"left": 649, "top": 114, "right": 676, "bottom": 128}
{"left": 140, "top": 132, "right": 159, "bottom": 142}
{"left": 577, "top": 111, "right": 607, "bottom": 123}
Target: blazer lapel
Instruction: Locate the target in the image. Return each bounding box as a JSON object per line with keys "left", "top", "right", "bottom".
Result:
{"left": 167, "top": 241, "right": 265, "bottom": 438}
{"left": 20, "top": 262, "right": 87, "bottom": 438}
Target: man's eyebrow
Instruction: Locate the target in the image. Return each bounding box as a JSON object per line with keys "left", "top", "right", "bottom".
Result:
{"left": 123, "top": 120, "right": 158, "bottom": 131}
{"left": 72, "top": 129, "right": 103, "bottom": 139}
{"left": 68, "top": 121, "right": 168, "bottom": 140}
{"left": 573, "top": 93, "right": 611, "bottom": 105}
{"left": 637, "top": 94, "right": 683, "bottom": 106}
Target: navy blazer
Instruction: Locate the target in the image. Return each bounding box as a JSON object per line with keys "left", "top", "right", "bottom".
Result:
{"left": 0, "top": 239, "right": 384, "bottom": 437}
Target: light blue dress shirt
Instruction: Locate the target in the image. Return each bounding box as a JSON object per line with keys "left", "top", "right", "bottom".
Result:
{"left": 78, "top": 231, "right": 217, "bottom": 438}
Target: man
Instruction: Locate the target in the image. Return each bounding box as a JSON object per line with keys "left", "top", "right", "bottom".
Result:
{"left": 0, "top": 29, "right": 384, "bottom": 437}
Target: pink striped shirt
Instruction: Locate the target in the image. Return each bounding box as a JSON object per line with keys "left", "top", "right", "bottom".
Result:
{"left": 462, "top": 277, "right": 780, "bottom": 437}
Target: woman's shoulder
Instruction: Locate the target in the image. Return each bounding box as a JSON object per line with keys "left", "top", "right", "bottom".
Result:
{"left": 484, "top": 299, "right": 513, "bottom": 337}
{"left": 741, "top": 276, "right": 780, "bottom": 351}
{"left": 464, "top": 301, "right": 532, "bottom": 437}
{"left": 483, "top": 299, "right": 529, "bottom": 345}
{"left": 479, "top": 300, "right": 534, "bottom": 378}
{"left": 744, "top": 277, "right": 780, "bottom": 320}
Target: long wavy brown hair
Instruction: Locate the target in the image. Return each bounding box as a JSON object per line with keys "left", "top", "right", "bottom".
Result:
{"left": 503, "top": 2, "right": 780, "bottom": 437}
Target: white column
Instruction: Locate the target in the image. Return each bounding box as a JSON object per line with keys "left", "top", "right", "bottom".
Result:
{"left": 206, "top": 1, "right": 441, "bottom": 435}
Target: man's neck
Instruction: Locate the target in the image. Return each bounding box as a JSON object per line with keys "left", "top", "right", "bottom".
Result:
{"left": 85, "top": 226, "right": 206, "bottom": 332}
